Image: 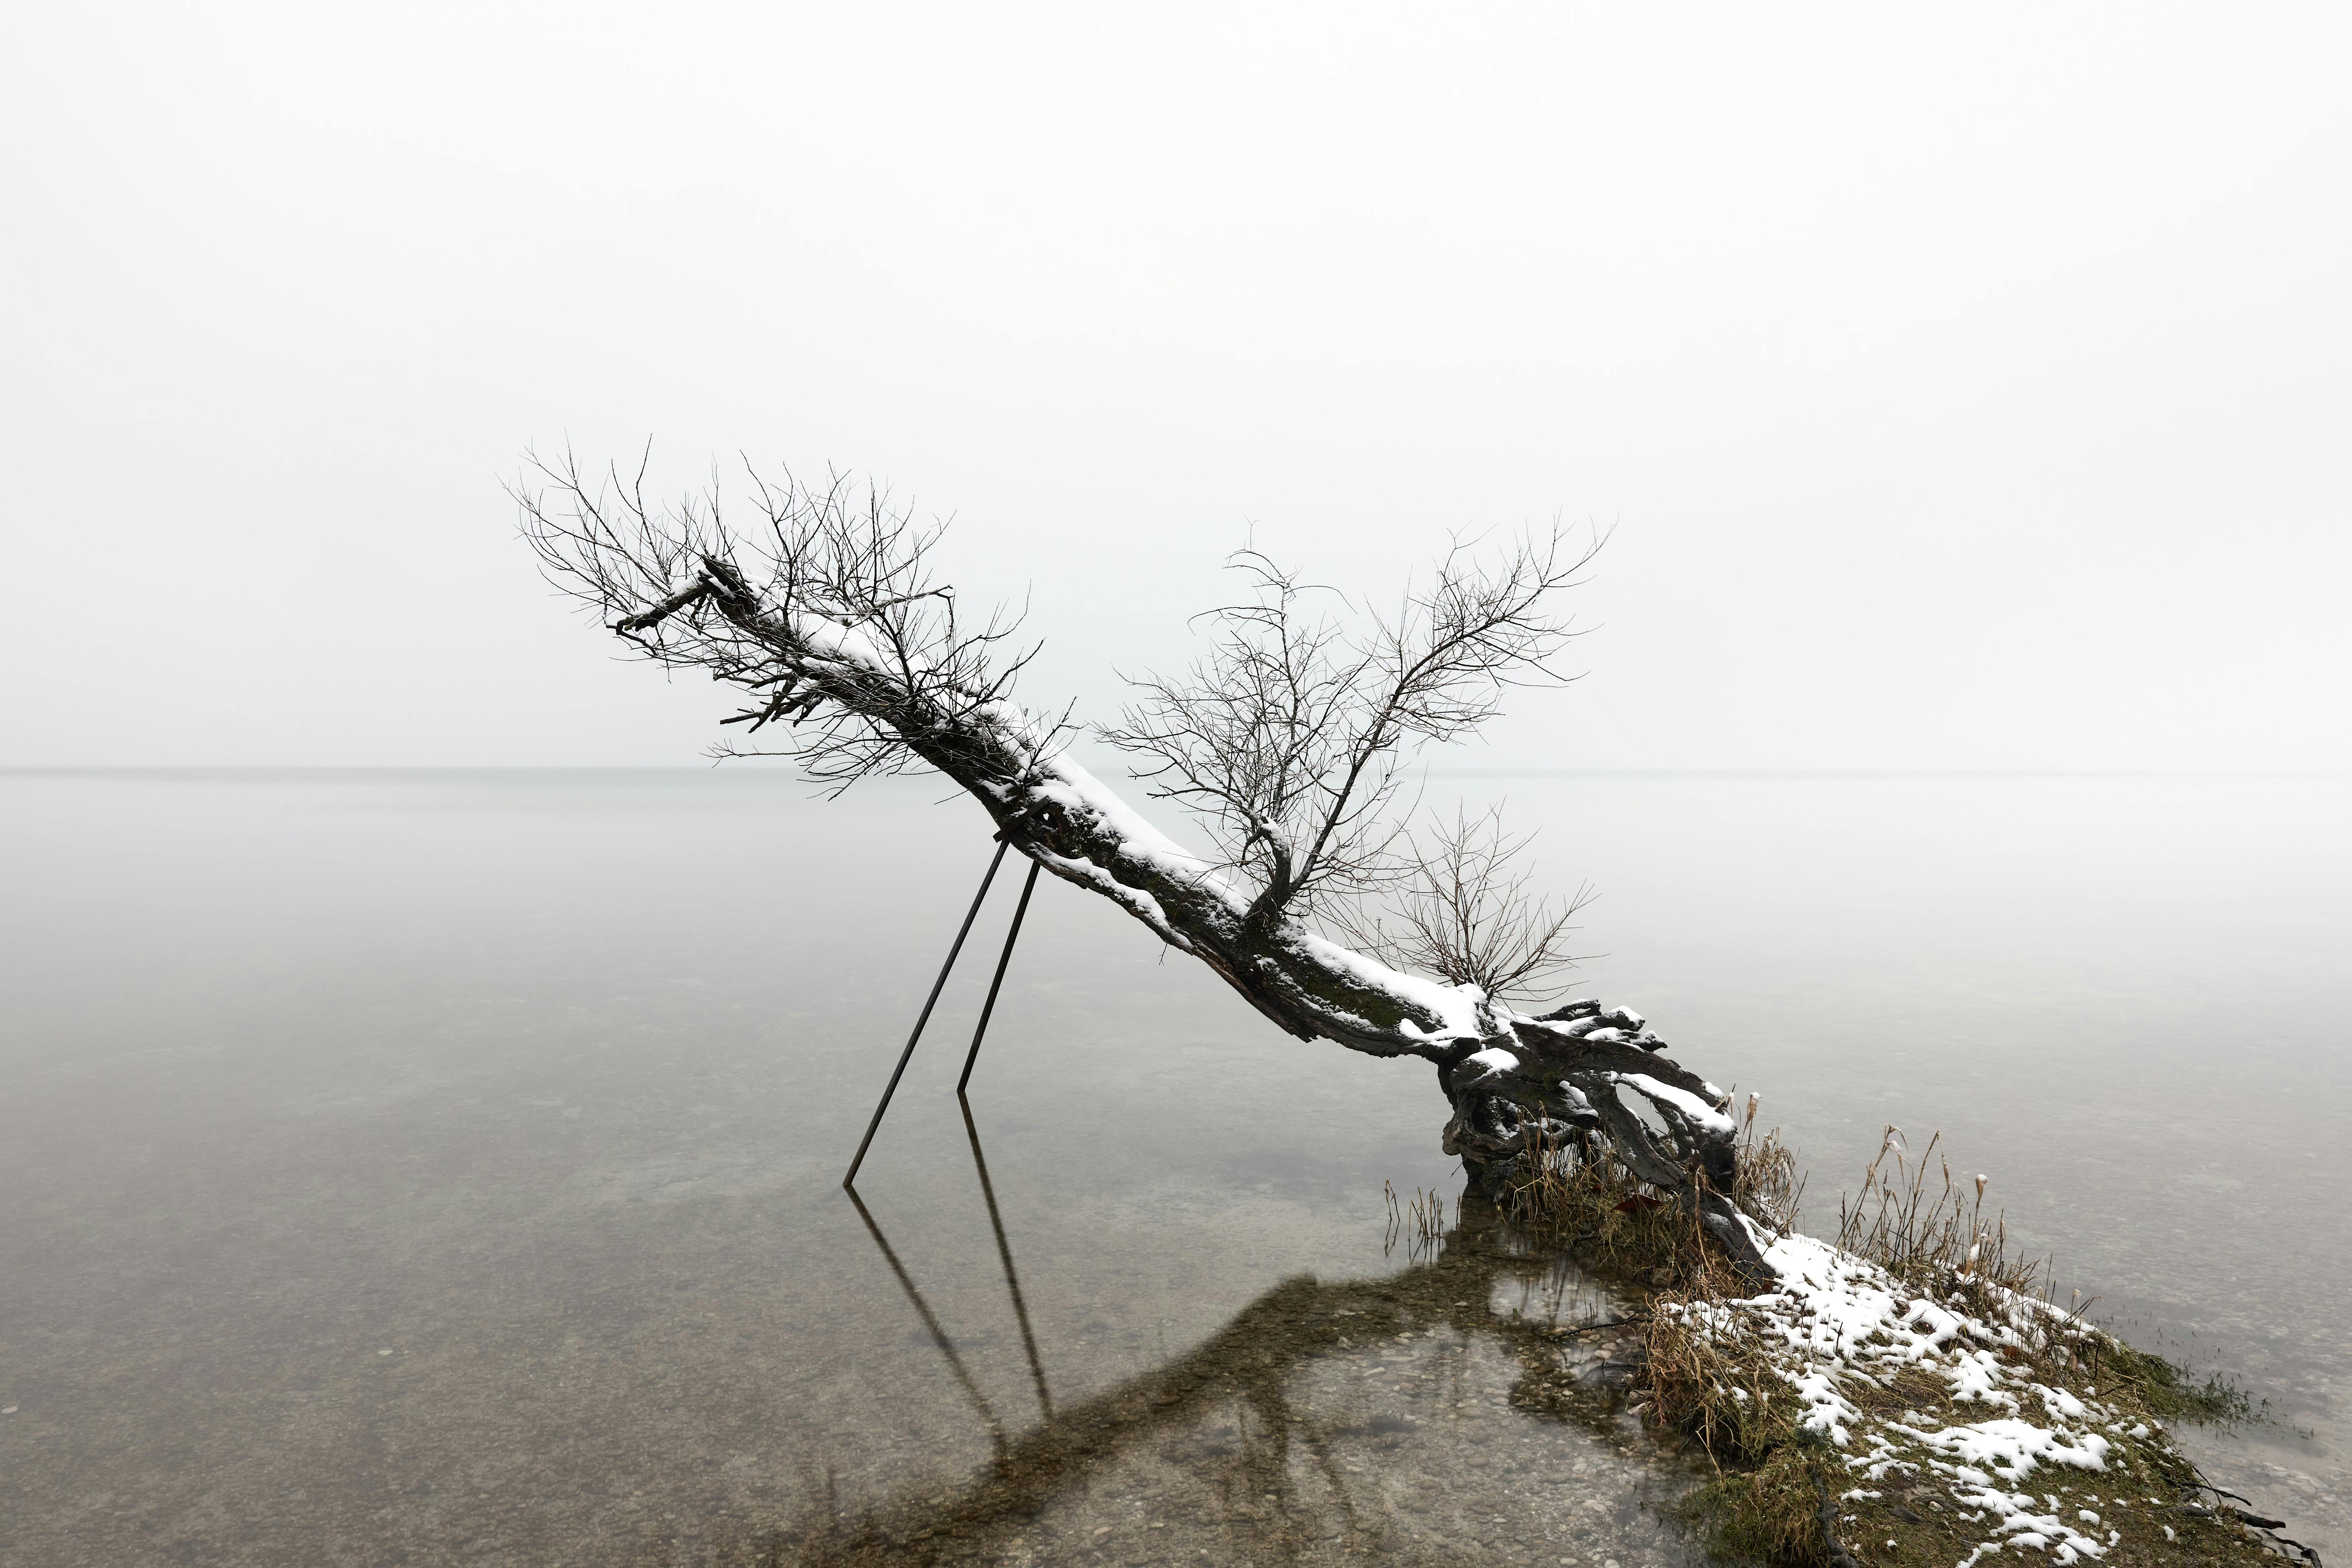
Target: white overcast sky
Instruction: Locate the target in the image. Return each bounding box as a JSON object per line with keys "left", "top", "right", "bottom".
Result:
{"left": 4, "top": 2, "right": 2346, "bottom": 770}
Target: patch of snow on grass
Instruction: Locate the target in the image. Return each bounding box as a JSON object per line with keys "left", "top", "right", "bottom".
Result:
{"left": 1676, "top": 1231, "right": 2153, "bottom": 1564}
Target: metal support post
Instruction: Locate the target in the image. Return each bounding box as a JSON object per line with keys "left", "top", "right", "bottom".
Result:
{"left": 841, "top": 841, "right": 1007, "bottom": 1188}
{"left": 956, "top": 858, "right": 1040, "bottom": 1094}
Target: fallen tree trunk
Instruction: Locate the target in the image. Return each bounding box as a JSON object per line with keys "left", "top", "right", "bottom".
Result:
{"left": 519, "top": 457, "right": 1771, "bottom": 1279}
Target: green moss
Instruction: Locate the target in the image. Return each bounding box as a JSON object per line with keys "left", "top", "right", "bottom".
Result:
{"left": 2101, "top": 1337, "right": 2256, "bottom": 1428}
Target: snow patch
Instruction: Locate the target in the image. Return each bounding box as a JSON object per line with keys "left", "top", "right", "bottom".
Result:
{"left": 1672, "top": 1231, "right": 2147, "bottom": 1566}
{"left": 1462, "top": 1048, "right": 1520, "bottom": 1082}
{"left": 1611, "top": 1072, "right": 1736, "bottom": 1136}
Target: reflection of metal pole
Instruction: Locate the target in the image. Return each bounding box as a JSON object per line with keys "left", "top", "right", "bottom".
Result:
{"left": 843, "top": 842, "right": 1007, "bottom": 1189}
{"left": 844, "top": 1187, "right": 1007, "bottom": 1454}
{"left": 956, "top": 858, "right": 1040, "bottom": 1094}
{"left": 959, "top": 1095, "right": 1054, "bottom": 1419}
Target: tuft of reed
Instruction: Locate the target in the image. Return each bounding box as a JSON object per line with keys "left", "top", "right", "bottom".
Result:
{"left": 1731, "top": 1091, "right": 1804, "bottom": 1236}
{"left": 1382, "top": 1180, "right": 1454, "bottom": 1261}
{"left": 1497, "top": 1095, "right": 1805, "bottom": 1293}
{"left": 1496, "top": 1127, "right": 1702, "bottom": 1282}
{"left": 1836, "top": 1125, "right": 2043, "bottom": 1303}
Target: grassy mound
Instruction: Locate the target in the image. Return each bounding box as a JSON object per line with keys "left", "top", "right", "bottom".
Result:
{"left": 1501, "top": 1113, "right": 2314, "bottom": 1567}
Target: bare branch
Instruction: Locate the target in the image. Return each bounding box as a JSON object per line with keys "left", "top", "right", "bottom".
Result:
{"left": 1100, "top": 526, "right": 1599, "bottom": 925}
{"left": 1339, "top": 801, "right": 1595, "bottom": 1005}
{"left": 513, "top": 446, "right": 1065, "bottom": 794}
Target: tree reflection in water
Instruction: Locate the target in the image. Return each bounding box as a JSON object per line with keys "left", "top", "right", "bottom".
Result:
{"left": 724, "top": 1109, "right": 1708, "bottom": 1568}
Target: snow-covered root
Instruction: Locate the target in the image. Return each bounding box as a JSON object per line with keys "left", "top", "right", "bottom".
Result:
{"left": 1437, "top": 998, "right": 1777, "bottom": 1284}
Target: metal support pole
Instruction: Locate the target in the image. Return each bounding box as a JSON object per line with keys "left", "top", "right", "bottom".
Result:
{"left": 959, "top": 1095, "right": 1054, "bottom": 1418}
{"left": 842, "top": 840, "right": 1007, "bottom": 1189}
{"left": 843, "top": 1186, "right": 1007, "bottom": 1453}
{"left": 956, "top": 857, "right": 1040, "bottom": 1095}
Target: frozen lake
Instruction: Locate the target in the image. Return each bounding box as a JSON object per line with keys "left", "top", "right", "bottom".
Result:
{"left": 1, "top": 768, "right": 2344, "bottom": 1565}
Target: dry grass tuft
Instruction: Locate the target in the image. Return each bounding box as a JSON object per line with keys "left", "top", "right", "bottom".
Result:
{"left": 1679, "top": 1447, "right": 1844, "bottom": 1568}
{"left": 1640, "top": 1289, "right": 1796, "bottom": 1465}
{"left": 1497, "top": 1098, "right": 1804, "bottom": 1294}
{"left": 1731, "top": 1098, "right": 1803, "bottom": 1235}
{"left": 1496, "top": 1129, "right": 1707, "bottom": 1283}
{"left": 1836, "top": 1125, "right": 2041, "bottom": 1301}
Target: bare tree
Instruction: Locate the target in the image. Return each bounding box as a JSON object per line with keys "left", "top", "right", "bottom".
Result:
{"left": 1099, "top": 540, "right": 1585, "bottom": 928}
{"left": 1340, "top": 802, "right": 1596, "bottom": 1006}
{"left": 516, "top": 448, "right": 1771, "bottom": 1279}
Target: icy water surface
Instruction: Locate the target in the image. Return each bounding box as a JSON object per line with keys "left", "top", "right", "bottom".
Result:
{"left": 1, "top": 769, "right": 2345, "bottom": 1566}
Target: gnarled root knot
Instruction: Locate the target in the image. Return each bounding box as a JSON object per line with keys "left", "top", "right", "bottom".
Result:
{"left": 1434, "top": 999, "right": 1774, "bottom": 1286}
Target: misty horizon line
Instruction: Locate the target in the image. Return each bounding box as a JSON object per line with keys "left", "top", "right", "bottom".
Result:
{"left": 5, "top": 765, "right": 2343, "bottom": 782}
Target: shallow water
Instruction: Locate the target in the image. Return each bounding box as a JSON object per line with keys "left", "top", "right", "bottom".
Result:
{"left": 0, "top": 769, "right": 2344, "bottom": 1565}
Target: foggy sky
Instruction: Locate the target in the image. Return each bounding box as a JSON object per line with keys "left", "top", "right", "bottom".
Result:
{"left": 5, "top": 3, "right": 2346, "bottom": 771}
